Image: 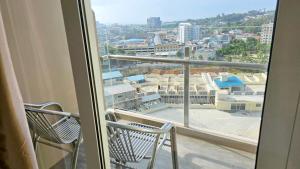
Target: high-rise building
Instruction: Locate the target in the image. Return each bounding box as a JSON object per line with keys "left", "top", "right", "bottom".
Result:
{"left": 96, "top": 22, "right": 107, "bottom": 56}
{"left": 178, "top": 23, "right": 193, "bottom": 44}
{"left": 178, "top": 23, "right": 202, "bottom": 43}
{"left": 192, "top": 25, "right": 202, "bottom": 41}
{"left": 153, "top": 33, "right": 162, "bottom": 45}
{"left": 147, "top": 17, "right": 161, "bottom": 30}
{"left": 261, "top": 23, "right": 273, "bottom": 44}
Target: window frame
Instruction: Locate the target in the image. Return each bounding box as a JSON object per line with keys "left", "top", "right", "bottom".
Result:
{"left": 60, "top": 0, "right": 300, "bottom": 168}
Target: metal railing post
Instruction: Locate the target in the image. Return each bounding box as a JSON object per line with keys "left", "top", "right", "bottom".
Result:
{"left": 170, "top": 126, "right": 178, "bottom": 169}
{"left": 184, "top": 47, "right": 190, "bottom": 127}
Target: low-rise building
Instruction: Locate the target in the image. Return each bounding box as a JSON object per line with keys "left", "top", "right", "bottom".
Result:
{"left": 141, "top": 74, "right": 215, "bottom": 105}
{"left": 215, "top": 73, "right": 266, "bottom": 112}
{"left": 104, "top": 83, "right": 139, "bottom": 110}
{"left": 102, "top": 71, "right": 123, "bottom": 86}
{"left": 154, "top": 43, "right": 181, "bottom": 53}
{"left": 215, "top": 90, "right": 264, "bottom": 112}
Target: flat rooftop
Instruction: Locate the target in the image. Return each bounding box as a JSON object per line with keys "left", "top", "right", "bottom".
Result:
{"left": 102, "top": 71, "right": 123, "bottom": 80}
{"left": 127, "top": 74, "right": 145, "bottom": 82}
{"left": 104, "top": 83, "right": 135, "bottom": 96}
{"left": 146, "top": 107, "right": 261, "bottom": 140}
{"left": 226, "top": 94, "right": 264, "bottom": 102}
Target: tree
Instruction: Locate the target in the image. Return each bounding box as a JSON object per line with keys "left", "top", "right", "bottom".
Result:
{"left": 176, "top": 51, "right": 183, "bottom": 58}
{"left": 105, "top": 45, "right": 125, "bottom": 55}
{"left": 216, "top": 37, "right": 271, "bottom": 63}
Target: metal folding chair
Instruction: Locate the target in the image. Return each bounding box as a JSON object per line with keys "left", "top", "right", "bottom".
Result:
{"left": 24, "top": 102, "right": 82, "bottom": 169}
{"left": 106, "top": 111, "right": 178, "bottom": 169}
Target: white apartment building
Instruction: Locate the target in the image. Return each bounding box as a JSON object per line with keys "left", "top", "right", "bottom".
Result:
{"left": 261, "top": 23, "right": 274, "bottom": 44}
{"left": 178, "top": 23, "right": 193, "bottom": 44}
{"left": 178, "top": 23, "right": 202, "bottom": 43}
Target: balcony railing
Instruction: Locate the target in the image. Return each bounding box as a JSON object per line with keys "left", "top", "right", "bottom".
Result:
{"left": 101, "top": 47, "right": 267, "bottom": 127}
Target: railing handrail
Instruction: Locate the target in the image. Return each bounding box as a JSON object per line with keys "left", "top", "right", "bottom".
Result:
{"left": 101, "top": 54, "right": 268, "bottom": 71}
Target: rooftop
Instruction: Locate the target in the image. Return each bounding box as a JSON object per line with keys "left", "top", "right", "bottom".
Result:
{"left": 147, "top": 107, "right": 260, "bottom": 140}
{"left": 127, "top": 74, "right": 145, "bottom": 82}
{"left": 121, "top": 38, "right": 145, "bottom": 44}
{"left": 226, "top": 94, "right": 264, "bottom": 103}
{"left": 214, "top": 76, "right": 244, "bottom": 89}
{"left": 102, "top": 71, "right": 123, "bottom": 80}
{"left": 104, "top": 83, "right": 135, "bottom": 96}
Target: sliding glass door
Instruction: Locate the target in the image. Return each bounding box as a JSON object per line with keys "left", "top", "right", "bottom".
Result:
{"left": 59, "top": 0, "right": 300, "bottom": 168}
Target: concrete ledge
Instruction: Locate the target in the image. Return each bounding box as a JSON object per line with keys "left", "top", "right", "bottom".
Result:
{"left": 113, "top": 109, "right": 258, "bottom": 153}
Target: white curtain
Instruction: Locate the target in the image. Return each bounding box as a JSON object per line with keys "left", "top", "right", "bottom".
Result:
{"left": 0, "top": 10, "right": 38, "bottom": 169}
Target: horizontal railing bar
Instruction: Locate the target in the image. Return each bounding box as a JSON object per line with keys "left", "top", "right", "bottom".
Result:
{"left": 102, "top": 55, "right": 267, "bottom": 71}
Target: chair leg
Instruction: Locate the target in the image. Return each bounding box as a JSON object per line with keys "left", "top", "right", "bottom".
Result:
{"left": 71, "top": 140, "right": 80, "bottom": 169}
{"left": 112, "top": 160, "right": 133, "bottom": 169}
{"left": 71, "top": 133, "right": 82, "bottom": 169}
{"left": 33, "top": 135, "right": 39, "bottom": 152}
{"left": 147, "top": 136, "right": 161, "bottom": 169}
{"left": 115, "top": 160, "right": 124, "bottom": 169}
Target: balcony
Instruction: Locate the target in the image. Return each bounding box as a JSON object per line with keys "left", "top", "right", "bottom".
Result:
{"left": 51, "top": 109, "right": 256, "bottom": 169}
{"left": 39, "top": 48, "right": 265, "bottom": 168}
{"left": 88, "top": 51, "right": 267, "bottom": 169}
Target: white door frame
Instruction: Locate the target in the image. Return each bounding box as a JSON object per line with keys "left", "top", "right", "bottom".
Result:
{"left": 60, "top": 0, "right": 110, "bottom": 168}
{"left": 256, "top": 0, "right": 300, "bottom": 168}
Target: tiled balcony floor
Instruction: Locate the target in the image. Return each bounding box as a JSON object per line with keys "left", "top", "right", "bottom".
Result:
{"left": 52, "top": 134, "right": 255, "bottom": 169}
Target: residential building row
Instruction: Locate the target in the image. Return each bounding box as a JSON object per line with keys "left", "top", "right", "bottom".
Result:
{"left": 102, "top": 70, "right": 266, "bottom": 113}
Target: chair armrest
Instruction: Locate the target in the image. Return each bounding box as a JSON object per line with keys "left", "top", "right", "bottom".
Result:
{"left": 70, "top": 112, "right": 81, "bottom": 124}
{"left": 160, "top": 122, "right": 174, "bottom": 133}
{"left": 25, "top": 107, "right": 81, "bottom": 120}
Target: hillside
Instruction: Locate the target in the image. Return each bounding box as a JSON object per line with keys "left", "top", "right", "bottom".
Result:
{"left": 162, "top": 10, "right": 275, "bottom": 33}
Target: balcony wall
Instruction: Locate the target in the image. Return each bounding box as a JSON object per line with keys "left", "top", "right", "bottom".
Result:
{"left": 0, "top": 0, "right": 78, "bottom": 168}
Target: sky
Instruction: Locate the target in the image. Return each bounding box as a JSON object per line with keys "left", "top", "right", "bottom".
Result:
{"left": 91, "top": 0, "right": 277, "bottom": 24}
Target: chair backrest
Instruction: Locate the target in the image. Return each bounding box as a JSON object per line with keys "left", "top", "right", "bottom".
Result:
{"left": 105, "top": 112, "right": 159, "bottom": 163}
{"left": 106, "top": 112, "right": 138, "bottom": 162}
{"left": 25, "top": 108, "right": 63, "bottom": 144}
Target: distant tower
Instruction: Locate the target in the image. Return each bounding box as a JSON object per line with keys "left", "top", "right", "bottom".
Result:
{"left": 147, "top": 17, "right": 162, "bottom": 30}
{"left": 192, "top": 25, "right": 201, "bottom": 41}
{"left": 178, "top": 23, "right": 193, "bottom": 44}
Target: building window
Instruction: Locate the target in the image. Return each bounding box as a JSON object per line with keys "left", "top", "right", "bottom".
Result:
{"left": 231, "top": 103, "right": 246, "bottom": 111}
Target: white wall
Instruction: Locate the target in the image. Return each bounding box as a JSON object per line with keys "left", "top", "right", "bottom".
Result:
{"left": 0, "top": 0, "right": 78, "bottom": 112}
{"left": 0, "top": 0, "right": 79, "bottom": 168}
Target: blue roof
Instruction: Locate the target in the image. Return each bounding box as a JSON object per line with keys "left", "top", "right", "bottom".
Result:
{"left": 127, "top": 75, "right": 145, "bottom": 82}
{"left": 102, "top": 71, "right": 123, "bottom": 80}
{"left": 125, "top": 39, "right": 144, "bottom": 43}
{"left": 214, "top": 76, "right": 244, "bottom": 89}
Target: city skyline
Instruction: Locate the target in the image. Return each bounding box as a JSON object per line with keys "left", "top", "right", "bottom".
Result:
{"left": 91, "top": 0, "right": 277, "bottom": 24}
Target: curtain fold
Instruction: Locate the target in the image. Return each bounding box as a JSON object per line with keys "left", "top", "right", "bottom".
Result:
{"left": 0, "top": 10, "right": 38, "bottom": 169}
